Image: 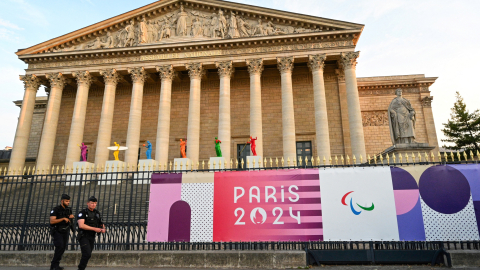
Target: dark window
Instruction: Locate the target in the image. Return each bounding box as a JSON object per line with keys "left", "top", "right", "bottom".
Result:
{"left": 237, "top": 144, "right": 251, "bottom": 170}
{"left": 296, "top": 141, "right": 313, "bottom": 167}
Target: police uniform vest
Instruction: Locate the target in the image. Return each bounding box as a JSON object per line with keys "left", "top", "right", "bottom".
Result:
{"left": 50, "top": 205, "right": 72, "bottom": 233}
{"left": 78, "top": 208, "right": 102, "bottom": 235}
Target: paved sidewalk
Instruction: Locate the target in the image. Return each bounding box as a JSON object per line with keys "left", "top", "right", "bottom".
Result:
{"left": 1, "top": 266, "right": 479, "bottom": 270}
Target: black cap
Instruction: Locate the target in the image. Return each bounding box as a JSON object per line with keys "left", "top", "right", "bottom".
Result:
{"left": 88, "top": 196, "right": 97, "bottom": 202}
{"left": 61, "top": 194, "right": 70, "bottom": 200}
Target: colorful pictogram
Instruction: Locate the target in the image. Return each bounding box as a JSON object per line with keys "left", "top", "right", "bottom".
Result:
{"left": 342, "top": 191, "right": 374, "bottom": 215}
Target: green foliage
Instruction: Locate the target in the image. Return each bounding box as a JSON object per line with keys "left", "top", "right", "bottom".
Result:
{"left": 441, "top": 92, "right": 480, "bottom": 152}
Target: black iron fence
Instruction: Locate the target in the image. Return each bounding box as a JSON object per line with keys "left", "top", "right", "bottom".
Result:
{"left": 1, "top": 163, "right": 480, "bottom": 252}
{"left": 0, "top": 170, "right": 151, "bottom": 251}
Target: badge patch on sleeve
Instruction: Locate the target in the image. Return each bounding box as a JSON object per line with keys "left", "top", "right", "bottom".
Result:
{"left": 78, "top": 213, "right": 83, "bottom": 217}
{"left": 51, "top": 210, "right": 54, "bottom": 214}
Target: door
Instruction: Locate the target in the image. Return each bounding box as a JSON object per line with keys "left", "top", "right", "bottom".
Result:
{"left": 237, "top": 144, "right": 251, "bottom": 170}
{"left": 296, "top": 141, "right": 313, "bottom": 167}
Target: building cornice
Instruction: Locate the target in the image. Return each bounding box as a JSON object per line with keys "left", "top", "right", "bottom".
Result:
{"left": 357, "top": 75, "right": 437, "bottom": 90}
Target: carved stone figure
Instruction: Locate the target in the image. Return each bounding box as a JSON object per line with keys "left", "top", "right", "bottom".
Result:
{"left": 203, "top": 17, "right": 212, "bottom": 37}
{"left": 237, "top": 16, "right": 250, "bottom": 37}
{"left": 210, "top": 14, "right": 219, "bottom": 38}
{"left": 252, "top": 19, "right": 265, "bottom": 36}
{"left": 139, "top": 18, "right": 148, "bottom": 44}
{"left": 100, "top": 32, "right": 114, "bottom": 48}
{"left": 147, "top": 21, "right": 156, "bottom": 42}
{"left": 217, "top": 10, "right": 227, "bottom": 38}
{"left": 191, "top": 18, "right": 203, "bottom": 37}
{"left": 125, "top": 21, "right": 136, "bottom": 47}
{"left": 265, "top": 21, "right": 285, "bottom": 35}
{"left": 228, "top": 11, "right": 240, "bottom": 38}
{"left": 176, "top": 5, "right": 189, "bottom": 36}
{"left": 264, "top": 21, "right": 276, "bottom": 35}
{"left": 388, "top": 88, "right": 416, "bottom": 145}
{"left": 157, "top": 19, "right": 171, "bottom": 41}
{"left": 86, "top": 37, "right": 101, "bottom": 50}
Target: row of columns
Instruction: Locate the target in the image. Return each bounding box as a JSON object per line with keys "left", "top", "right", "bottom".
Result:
{"left": 9, "top": 52, "right": 366, "bottom": 172}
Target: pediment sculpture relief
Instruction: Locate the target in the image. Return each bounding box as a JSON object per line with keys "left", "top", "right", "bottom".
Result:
{"left": 52, "top": 5, "right": 321, "bottom": 53}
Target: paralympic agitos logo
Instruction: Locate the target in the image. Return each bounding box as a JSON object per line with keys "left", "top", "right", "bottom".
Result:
{"left": 341, "top": 191, "right": 374, "bottom": 215}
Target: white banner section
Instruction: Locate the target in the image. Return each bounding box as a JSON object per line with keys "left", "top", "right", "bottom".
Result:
{"left": 320, "top": 167, "right": 400, "bottom": 241}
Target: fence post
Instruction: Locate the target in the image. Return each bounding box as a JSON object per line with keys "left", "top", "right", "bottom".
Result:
{"left": 18, "top": 175, "right": 35, "bottom": 251}
{"left": 125, "top": 174, "right": 135, "bottom": 250}
{"left": 72, "top": 172, "right": 84, "bottom": 250}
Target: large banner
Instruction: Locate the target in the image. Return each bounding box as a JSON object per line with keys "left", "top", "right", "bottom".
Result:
{"left": 147, "top": 164, "right": 480, "bottom": 242}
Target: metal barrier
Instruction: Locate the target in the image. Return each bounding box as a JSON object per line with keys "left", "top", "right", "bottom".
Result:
{"left": 1, "top": 166, "right": 480, "bottom": 252}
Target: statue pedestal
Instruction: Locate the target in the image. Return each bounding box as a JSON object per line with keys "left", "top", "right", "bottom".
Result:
{"left": 174, "top": 158, "right": 191, "bottom": 171}
{"left": 134, "top": 159, "right": 155, "bottom": 184}
{"left": 209, "top": 157, "right": 225, "bottom": 170}
{"left": 99, "top": 160, "right": 124, "bottom": 185}
{"left": 66, "top": 162, "right": 92, "bottom": 186}
{"left": 380, "top": 143, "right": 435, "bottom": 163}
{"left": 247, "top": 156, "right": 262, "bottom": 169}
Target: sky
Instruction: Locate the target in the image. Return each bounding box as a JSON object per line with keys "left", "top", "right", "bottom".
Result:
{"left": 0, "top": 0, "right": 479, "bottom": 150}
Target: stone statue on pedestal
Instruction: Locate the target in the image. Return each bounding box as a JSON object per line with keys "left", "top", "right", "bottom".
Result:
{"left": 180, "top": 139, "right": 187, "bottom": 158}
{"left": 144, "top": 141, "right": 152, "bottom": 159}
{"left": 215, "top": 137, "right": 222, "bottom": 157}
{"left": 388, "top": 88, "right": 416, "bottom": 145}
{"left": 247, "top": 136, "right": 258, "bottom": 156}
{"left": 78, "top": 143, "right": 88, "bottom": 161}
{"left": 108, "top": 142, "right": 128, "bottom": 161}
{"left": 113, "top": 142, "right": 120, "bottom": 161}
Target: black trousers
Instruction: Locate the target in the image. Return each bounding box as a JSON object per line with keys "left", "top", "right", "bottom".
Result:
{"left": 51, "top": 231, "right": 69, "bottom": 269}
{"left": 78, "top": 233, "right": 95, "bottom": 270}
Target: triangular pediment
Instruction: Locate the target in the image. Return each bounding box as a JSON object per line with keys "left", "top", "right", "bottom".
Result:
{"left": 16, "top": 0, "right": 363, "bottom": 56}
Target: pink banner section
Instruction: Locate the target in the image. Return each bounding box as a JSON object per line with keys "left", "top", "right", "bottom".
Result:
{"left": 146, "top": 173, "right": 182, "bottom": 242}
{"left": 213, "top": 169, "right": 322, "bottom": 242}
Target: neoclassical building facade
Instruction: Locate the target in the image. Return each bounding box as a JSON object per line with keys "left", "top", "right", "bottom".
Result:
{"left": 8, "top": 0, "right": 439, "bottom": 171}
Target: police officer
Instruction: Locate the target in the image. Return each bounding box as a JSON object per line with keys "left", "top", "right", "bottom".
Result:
{"left": 76, "top": 196, "right": 105, "bottom": 270}
{"left": 49, "top": 194, "right": 74, "bottom": 270}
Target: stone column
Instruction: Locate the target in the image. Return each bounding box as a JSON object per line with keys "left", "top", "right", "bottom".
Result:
{"left": 335, "top": 68, "right": 352, "bottom": 157}
{"left": 9, "top": 75, "right": 41, "bottom": 172}
{"left": 216, "top": 61, "right": 234, "bottom": 167}
{"left": 341, "top": 52, "right": 366, "bottom": 161}
{"left": 246, "top": 58, "right": 264, "bottom": 157}
{"left": 277, "top": 56, "right": 296, "bottom": 161}
{"left": 36, "top": 73, "right": 66, "bottom": 170}
{"left": 421, "top": 95, "right": 439, "bottom": 151}
{"left": 94, "top": 69, "right": 120, "bottom": 167}
{"left": 308, "top": 54, "right": 331, "bottom": 163}
{"left": 65, "top": 71, "right": 92, "bottom": 167}
{"left": 185, "top": 63, "right": 204, "bottom": 164}
{"left": 124, "top": 67, "right": 148, "bottom": 166}
{"left": 155, "top": 65, "right": 176, "bottom": 165}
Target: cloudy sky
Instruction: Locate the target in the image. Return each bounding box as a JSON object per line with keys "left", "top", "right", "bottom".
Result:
{"left": 0, "top": 0, "right": 478, "bottom": 150}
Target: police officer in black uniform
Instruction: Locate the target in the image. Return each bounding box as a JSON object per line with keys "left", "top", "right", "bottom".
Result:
{"left": 49, "top": 194, "right": 74, "bottom": 270}
{"left": 76, "top": 196, "right": 105, "bottom": 270}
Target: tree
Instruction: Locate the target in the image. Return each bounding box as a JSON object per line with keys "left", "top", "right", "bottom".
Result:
{"left": 441, "top": 92, "right": 480, "bottom": 153}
